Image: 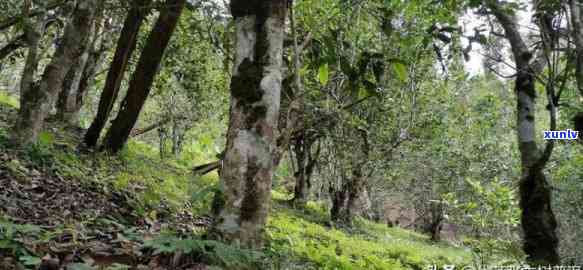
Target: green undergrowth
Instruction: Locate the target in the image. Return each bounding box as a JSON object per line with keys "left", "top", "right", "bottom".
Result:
{"left": 0, "top": 90, "right": 18, "bottom": 109}
{"left": 265, "top": 191, "right": 472, "bottom": 270}
{"left": 0, "top": 100, "right": 476, "bottom": 269}
{"left": 0, "top": 121, "right": 218, "bottom": 220}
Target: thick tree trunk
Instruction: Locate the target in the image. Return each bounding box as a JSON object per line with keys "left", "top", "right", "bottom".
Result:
{"left": 569, "top": 0, "right": 583, "bottom": 141}
{"left": 332, "top": 128, "right": 371, "bottom": 223}
{"left": 211, "top": 0, "right": 287, "bottom": 249}
{"left": 17, "top": 4, "right": 44, "bottom": 107}
{"left": 101, "top": 0, "right": 186, "bottom": 153}
{"left": 291, "top": 131, "right": 309, "bottom": 206}
{"left": 57, "top": 45, "right": 91, "bottom": 123}
{"left": 330, "top": 182, "right": 349, "bottom": 222}
{"left": 570, "top": 0, "right": 583, "bottom": 98}
{"left": 345, "top": 167, "right": 370, "bottom": 219}
{"left": 57, "top": 8, "right": 105, "bottom": 125}
{"left": 486, "top": 1, "right": 560, "bottom": 264}
{"left": 83, "top": 0, "right": 152, "bottom": 148}
{"left": 13, "top": 0, "right": 97, "bottom": 144}
{"left": 516, "top": 72, "right": 559, "bottom": 264}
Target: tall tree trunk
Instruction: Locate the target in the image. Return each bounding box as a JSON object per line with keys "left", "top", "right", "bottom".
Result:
{"left": 486, "top": 1, "right": 559, "bottom": 264}
{"left": 17, "top": 1, "right": 44, "bottom": 108}
{"left": 291, "top": 132, "right": 319, "bottom": 207}
{"left": 569, "top": 0, "right": 583, "bottom": 140}
{"left": 57, "top": 7, "right": 105, "bottom": 125}
{"left": 57, "top": 45, "right": 91, "bottom": 123}
{"left": 159, "top": 126, "right": 169, "bottom": 159}
{"left": 570, "top": 0, "right": 583, "bottom": 98}
{"left": 13, "top": 0, "right": 97, "bottom": 144}
{"left": 344, "top": 167, "right": 370, "bottom": 220}
{"left": 171, "top": 120, "right": 186, "bottom": 158}
{"left": 291, "top": 132, "right": 309, "bottom": 207}
{"left": 210, "top": 0, "right": 287, "bottom": 249}
{"left": 83, "top": 0, "right": 152, "bottom": 148}
{"left": 101, "top": 0, "right": 186, "bottom": 153}
{"left": 330, "top": 181, "right": 349, "bottom": 222}
{"left": 330, "top": 128, "right": 371, "bottom": 223}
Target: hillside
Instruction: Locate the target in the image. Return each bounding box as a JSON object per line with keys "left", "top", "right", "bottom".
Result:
{"left": 0, "top": 96, "right": 472, "bottom": 269}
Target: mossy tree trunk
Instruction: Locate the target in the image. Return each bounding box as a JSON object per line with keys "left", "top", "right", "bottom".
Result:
{"left": 291, "top": 130, "right": 319, "bottom": 207}
{"left": 101, "top": 0, "right": 186, "bottom": 153}
{"left": 569, "top": 0, "right": 583, "bottom": 141}
{"left": 13, "top": 0, "right": 98, "bottom": 145}
{"left": 211, "top": 0, "right": 287, "bottom": 249}
{"left": 83, "top": 0, "right": 152, "bottom": 148}
{"left": 330, "top": 127, "right": 371, "bottom": 223}
{"left": 17, "top": 1, "right": 44, "bottom": 110}
{"left": 57, "top": 9, "right": 106, "bottom": 126}
{"left": 486, "top": 1, "right": 559, "bottom": 264}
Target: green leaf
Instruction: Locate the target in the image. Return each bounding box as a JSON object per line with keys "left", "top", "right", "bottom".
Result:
{"left": 318, "top": 63, "right": 329, "bottom": 85}
{"left": 391, "top": 61, "right": 407, "bottom": 82}
{"left": 38, "top": 131, "right": 54, "bottom": 146}
{"left": 19, "top": 256, "right": 41, "bottom": 266}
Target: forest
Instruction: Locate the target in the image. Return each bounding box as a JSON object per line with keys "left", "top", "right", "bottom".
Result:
{"left": 0, "top": 0, "right": 582, "bottom": 269}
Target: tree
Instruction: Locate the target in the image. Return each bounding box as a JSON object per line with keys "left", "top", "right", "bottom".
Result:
{"left": 568, "top": 0, "right": 583, "bottom": 139}
{"left": 101, "top": 0, "right": 187, "bottom": 153}
{"left": 56, "top": 6, "right": 106, "bottom": 125}
{"left": 484, "top": 0, "right": 559, "bottom": 264}
{"left": 83, "top": 0, "right": 152, "bottom": 148}
{"left": 210, "top": 0, "right": 288, "bottom": 249}
{"left": 13, "top": 0, "right": 99, "bottom": 144}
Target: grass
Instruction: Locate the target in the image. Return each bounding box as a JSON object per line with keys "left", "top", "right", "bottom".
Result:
{"left": 0, "top": 90, "right": 19, "bottom": 109}
{"left": 265, "top": 191, "right": 472, "bottom": 270}
{"left": 0, "top": 100, "right": 476, "bottom": 269}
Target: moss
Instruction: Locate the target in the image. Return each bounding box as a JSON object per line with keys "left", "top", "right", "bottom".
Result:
{"left": 211, "top": 188, "right": 226, "bottom": 217}
{"left": 229, "top": 0, "right": 261, "bottom": 18}
{"left": 0, "top": 91, "right": 19, "bottom": 109}
{"left": 231, "top": 58, "right": 263, "bottom": 105}
{"left": 240, "top": 158, "right": 261, "bottom": 222}
{"left": 266, "top": 194, "right": 473, "bottom": 269}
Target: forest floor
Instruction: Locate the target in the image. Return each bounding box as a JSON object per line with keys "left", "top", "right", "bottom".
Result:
{"left": 0, "top": 92, "right": 473, "bottom": 270}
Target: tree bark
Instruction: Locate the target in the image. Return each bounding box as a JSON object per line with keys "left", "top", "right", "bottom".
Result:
{"left": 13, "top": 0, "right": 98, "bottom": 144}
{"left": 83, "top": 0, "right": 152, "bottom": 148}
{"left": 570, "top": 0, "right": 583, "bottom": 98}
{"left": 210, "top": 0, "right": 287, "bottom": 249}
{"left": 330, "top": 182, "right": 350, "bottom": 222}
{"left": 17, "top": 1, "right": 44, "bottom": 108}
{"left": 291, "top": 132, "right": 319, "bottom": 207}
{"left": 569, "top": 0, "right": 583, "bottom": 141}
{"left": 57, "top": 43, "right": 91, "bottom": 124}
{"left": 171, "top": 120, "right": 186, "bottom": 158}
{"left": 486, "top": 0, "right": 559, "bottom": 264}
{"left": 56, "top": 6, "right": 105, "bottom": 125}
{"left": 101, "top": 0, "right": 186, "bottom": 153}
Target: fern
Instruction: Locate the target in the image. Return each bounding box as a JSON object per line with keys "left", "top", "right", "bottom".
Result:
{"left": 143, "top": 235, "right": 263, "bottom": 269}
